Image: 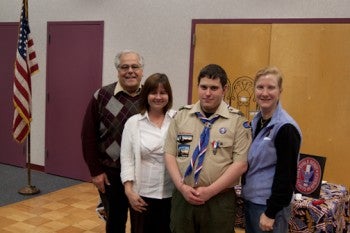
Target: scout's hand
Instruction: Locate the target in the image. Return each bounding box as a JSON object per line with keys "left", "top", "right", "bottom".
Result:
{"left": 179, "top": 184, "right": 205, "bottom": 205}
{"left": 194, "top": 186, "right": 215, "bottom": 202}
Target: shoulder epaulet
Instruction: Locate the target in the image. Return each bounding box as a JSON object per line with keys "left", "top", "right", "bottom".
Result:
{"left": 227, "top": 106, "right": 244, "bottom": 116}
{"left": 168, "top": 109, "right": 177, "bottom": 118}
{"left": 178, "top": 104, "right": 192, "bottom": 111}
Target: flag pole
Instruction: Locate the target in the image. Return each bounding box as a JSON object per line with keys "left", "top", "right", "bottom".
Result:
{"left": 18, "top": 133, "right": 40, "bottom": 195}
{"left": 14, "top": 0, "right": 40, "bottom": 195}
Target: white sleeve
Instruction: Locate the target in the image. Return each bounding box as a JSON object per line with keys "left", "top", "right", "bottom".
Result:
{"left": 120, "top": 117, "right": 136, "bottom": 183}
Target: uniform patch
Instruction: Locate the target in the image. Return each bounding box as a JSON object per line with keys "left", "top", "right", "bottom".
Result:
{"left": 243, "top": 121, "right": 251, "bottom": 128}
{"left": 177, "top": 144, "right": 190, "bottom": 157}
{"left": 219, "top": 127, "right": 227, "bottom": 134}
{"left": 177, "top": 134, "right": 193, "bottom": 143}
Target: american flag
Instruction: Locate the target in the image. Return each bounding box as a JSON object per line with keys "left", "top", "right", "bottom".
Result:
{"left": 13, "top": 0, "right": 39, "bottom": 143}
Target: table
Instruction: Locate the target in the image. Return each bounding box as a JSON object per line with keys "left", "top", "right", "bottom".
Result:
{"left": 234, "top": 183, "right": 350, "bottom": 233}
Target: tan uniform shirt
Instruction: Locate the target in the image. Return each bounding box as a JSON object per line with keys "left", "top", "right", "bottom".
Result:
{"left": 164, "top": 101, "right": 252, "bottom": 187}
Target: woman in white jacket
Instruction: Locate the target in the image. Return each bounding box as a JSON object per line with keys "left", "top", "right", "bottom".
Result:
{"left": 120, "top": 73, "right": 176, "bottom": 233}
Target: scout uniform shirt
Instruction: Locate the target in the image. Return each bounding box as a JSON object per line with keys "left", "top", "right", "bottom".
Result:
{"left": 164, "top": 100, "right": 251, "bottom": 187}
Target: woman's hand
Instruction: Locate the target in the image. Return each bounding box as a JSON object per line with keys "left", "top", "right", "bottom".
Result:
{"left": 126, "top": 190, "right": 148, "bottom": 212}
{"left": 259, "top": 213, "right": 275, "bottom": 231}
{"left": 124, "top": 181, "right": 148, "bottom": 212}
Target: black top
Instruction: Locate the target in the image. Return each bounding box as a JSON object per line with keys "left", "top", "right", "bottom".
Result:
{"left": 262, "top": 123, "right": 301, "bottom": 218}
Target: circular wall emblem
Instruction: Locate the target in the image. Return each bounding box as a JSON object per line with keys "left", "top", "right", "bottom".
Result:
{"left": 296, "top": 157, "right": 322, "bottom": 194}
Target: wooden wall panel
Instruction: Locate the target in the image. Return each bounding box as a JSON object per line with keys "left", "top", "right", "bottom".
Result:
{"left": 270, "top": 24, "right": 350, "bottom": 188}
{"left": 192, "top": 24, "right": 271, "bottom": 116}
{"left": 191, "top": 22, "right": 350, "bottom": 189}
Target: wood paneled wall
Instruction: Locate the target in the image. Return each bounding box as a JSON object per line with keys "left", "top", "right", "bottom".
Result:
{"left": 190, "top": 21, "right": 350, "bottom": 189}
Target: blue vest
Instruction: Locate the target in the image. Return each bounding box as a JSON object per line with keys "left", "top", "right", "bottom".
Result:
{"left": 242, "top": 103, "right": 302, "bottom": 205}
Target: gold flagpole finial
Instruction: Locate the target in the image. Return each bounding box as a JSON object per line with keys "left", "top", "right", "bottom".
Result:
{"left": 24, "top": 0, "right": 28, "bottom": 19}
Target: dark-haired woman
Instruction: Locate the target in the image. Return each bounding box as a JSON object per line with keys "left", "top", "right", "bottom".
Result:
{"left": 120, "top": 73, "right": 176, "bottom": 233}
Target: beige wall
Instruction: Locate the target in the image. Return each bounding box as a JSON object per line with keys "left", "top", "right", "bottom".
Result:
{"left": 1, "top": 0, "right": 349, "bottom": 173}
{"left": 191, "top": 22, "right": 350, "bottom": 189}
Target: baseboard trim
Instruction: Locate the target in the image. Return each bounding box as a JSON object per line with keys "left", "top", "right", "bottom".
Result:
{"left": 27, "top": 163, "right": 45, "bottom": 172}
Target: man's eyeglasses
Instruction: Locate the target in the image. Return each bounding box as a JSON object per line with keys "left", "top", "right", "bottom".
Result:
{"left": 118, "top": 64, "right": 142, "bottom": 72}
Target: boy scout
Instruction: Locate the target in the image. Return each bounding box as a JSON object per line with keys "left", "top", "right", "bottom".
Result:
{"left": 164, "top": 64, "right": 252, "bottom": 233}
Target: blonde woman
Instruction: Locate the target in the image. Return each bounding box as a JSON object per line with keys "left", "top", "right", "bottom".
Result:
{"left": 242, "top": 67, "right": 302, "bottom": 233}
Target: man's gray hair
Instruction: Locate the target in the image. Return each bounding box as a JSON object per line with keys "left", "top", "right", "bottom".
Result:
{"left": 114, "top": 49, "right": 144, "bottom": 69}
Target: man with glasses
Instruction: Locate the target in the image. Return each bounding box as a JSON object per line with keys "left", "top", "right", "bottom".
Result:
{"left": 81, "top": 50, "right": 144, "bottom": 233}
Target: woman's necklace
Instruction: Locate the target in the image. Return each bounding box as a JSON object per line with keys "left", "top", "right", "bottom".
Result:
{"left": 260, "top": 117, "right": 270, "bottom": 128}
